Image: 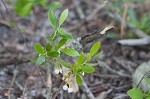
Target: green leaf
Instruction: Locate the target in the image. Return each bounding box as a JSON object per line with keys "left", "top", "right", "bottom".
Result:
{"left": 47, "top": 1, "right": 61, "bottom": 9}
{"left": 93, "top": 51, "right": 103, "bottom": 58}
{"left": 72, "top": 64, "right": 77, "bottom": 73}
{"left": 77, "top": 52, "right": 84, "bottom": 65}
{"left": 146, "top": 97, "right": 150, "bottom": 99}
{"left": 34, "top": 43, "right": 44, "bottom": 54}
{"left": 82, "top": 66, "right": 95, "bottom": 73}
{"left": 48, "top": 9, "right": 57, "bottom": 29}
{"left": 59, "top": 9, "right": 69, "bottom": 26}
{"left": 127, "top": 88, "right": 143, "bottom": 99}
{"left": 29, "top": 57, "right": 37, "bottom": 62}
{"left": 144, "top": 78, "right": 150, "bottom": 85}
{"left": 46, "top": 35, "right": 52, "bottom": 42}
{"left": 59, "top": 58, "right": 69, "bottom": 68}
{"left": 56, "top": 39, "right": 67, "bottom": 50}
{"left": 36, "top": 0, "right": 46, "bottom": 6}
{"left": 58, "top": 28, "right": 73, "bottom": 40}
{"left": 21, "top": 3, "right": 33, "bottom": 16}
{"left": 58, "top": 28, "right": 65, "bottom": 35}
{"left": 46, "top": 31, "right": 58, "bottom": 42}
{"left": 90, "top": 42, "right": 101, "bottom": 56}
{"left": 128, "top": 8, "right": 137, "bottom": 23}
{"left": 30, "top": 0, "right": 46, "bottom": 6}
{"left": 61, "top": 48, "right": 79, "bottom": 57}
{"left": 61, "top": 33, "right": 73, "bottom": 40}
{"left": 51, "top": 31, "right": 57, "bottom": 41}
{"left": 86, "top": 53, "right": 91, "bottom": 62}
{"left": 37, "top": 55, "right": 45, "bottom": 65}
{"left": 15, "top": 0, "right": 33, "bottom": 16}
{"left": 76, "top": 74, "right": 82, "bottom": 86}
{"left": 85, "top": 63, "right": 97, "bottom": 67}
{"left": 47, "top": 51, "right": 59, "bottom": 57}
{"left": 46, "top": 43, "right": 52, "bottom": 52}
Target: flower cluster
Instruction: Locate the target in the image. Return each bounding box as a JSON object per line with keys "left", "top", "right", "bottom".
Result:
{"left": 63, "top": 84, "right": 73, "bottom": 93}
{"left": 54, "top": 67, "right": 62, "bottom": 74}
{"left": 54, "top": 67, "right": 74, "bottom": 93}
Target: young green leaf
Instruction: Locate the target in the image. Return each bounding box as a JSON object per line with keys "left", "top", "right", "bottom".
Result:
{"left": 59, "top": 58, "right": 69, "bottom": 68}
{"left": 58, "top": 28, "right": 65, "bottom": 35}
{"left": 15, "top": 0, "right": 32, "bottom": 16}
{"left": 76, "top": 74, "right": 82, "bottom": 86}
{"left": 90, "top": 42, "right": 101, "bottom": 56}
{"left": 56, "top": 39, "right": 67, "bottom": 50}
{"left": 22, "top": 3, "right": 33, "bottom": 16}
{"left": 48, "top": 9, "right": 57, "bottom": 29}
{"left": 58, "top": 28, "right": 73, "bottom": 40}
{"left": 34, "top": 43, "right": 44, "bottom": 54}
{"left": 47, "top": 1, "right": 61, "bottom": 9}
{"left": 127, "top": 88, "right": 143, "bottom": 99}
{"left": 37, "top": 55, "right": 45, "bottom": 65}
{"left": 46, "top": 35, "right": 52, "bottom": 42}
{"left": 46, "top": 43, "right": 52, "bottom": 52}
{"left": 86, "top": 53, "right": 91, "bottom": 62}
{"left": 77, "top": 52, "right": 84, "bottom": 65}
{"left": 34, "top": 0, "right": 46, "bottom": 6}
{"left": 82, "top": 66, "right": 95, "bottom": 73}
{"left": 51, "top": 31, "right": 57, "bottom": 41}
{"left": 47, "top": 51, "right": 59, "bottom": 57}
{"left": 93, "top": 51, "right": 103, "bottom": 58}
{"left": 146, "top": 97, "right": 150, "bottom": 99}
{"left": 61, "top": 48, "right": 79, "bottom": 57}
{"left": 29, "top": 57, "right": 37, "bottom": 62}
{"left": 59, "top": 9, "right": 69, "bottom": 26}
{"left": 60, "top": 33, "right": 73, "bottom": 40}
{"left": 72, "top": 64, "right": 77, "bottom": 74}
{"left": 85, "top": 63, "right": 97, "bottom": 67}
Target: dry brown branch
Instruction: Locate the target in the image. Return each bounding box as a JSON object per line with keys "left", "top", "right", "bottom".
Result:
{"left": 81, "top": 26, "right": 114, "bottom": 45}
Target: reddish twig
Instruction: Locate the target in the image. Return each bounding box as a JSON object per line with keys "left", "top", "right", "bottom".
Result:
{"left": 120, "top": 4, "right": 128, "bottom": 39}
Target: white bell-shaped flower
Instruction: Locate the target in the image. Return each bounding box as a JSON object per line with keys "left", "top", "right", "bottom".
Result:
{"left": 82, "top": 72, "right": 85, "bottom": 76}
{"left": 54, "top": 67, "right": 62, "bottom": 74}
{"left": 68, "top": 87, "right": 73, "bottom": 93}
{"left": 63, "top": 85, "right": 68, "bottom": 90}
{"left": 59, "top": 69, "right": 62, "bottom": 73}
{"left": 62, "top": 77, "right": 65, "bottom": 80}
{"left": 55, "top": 69, "right": 60, "bottom": 74}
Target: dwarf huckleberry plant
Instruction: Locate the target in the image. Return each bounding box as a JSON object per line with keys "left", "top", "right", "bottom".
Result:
{"left": 30, "top": 8, "right": 102, "bottom": 93}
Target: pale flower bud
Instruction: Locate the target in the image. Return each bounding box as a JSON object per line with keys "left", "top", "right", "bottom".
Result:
{"left": 62, "top": 77, "right": 65, "bottom": 80}
{"left": 59, "top": 69, "right": 62, "bottom": 73}
{"left": 63, "top": 85, "right": 68, "bottom": 90}
{"left": 82, "top": 72, "right": 85, "bottom": 76}
{"left": 55, "top": 69, "right": 60, "bottom": 74}
{"left": 55, "top": 67, "right": 62, "bottom": 74}
{"left": 68, "top": 87, "right": 73, "bottom": 93}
